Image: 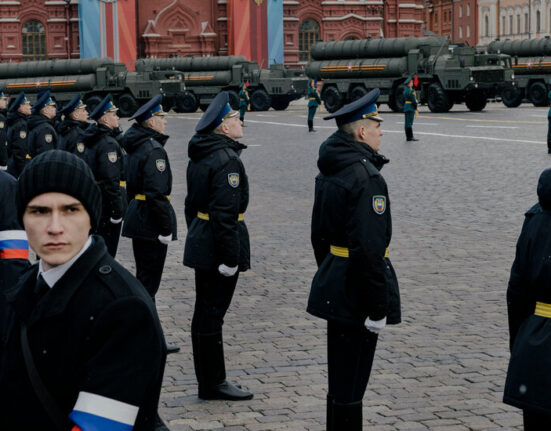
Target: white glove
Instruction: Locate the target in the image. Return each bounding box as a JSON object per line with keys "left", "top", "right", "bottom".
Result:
{"left": 364, "top": 316, "right": 387, "bottom": 334}
{"left": 0, "top": 165, "right": 6, "bottom": 171}
{"left": 218, "top": 264, "right": 238, "bottom": 277}
{"left": 158, "top": 234, "right": 172, "bottom": 245}
{"left": 109, "top": 217, "right": 123, "bottom": 224}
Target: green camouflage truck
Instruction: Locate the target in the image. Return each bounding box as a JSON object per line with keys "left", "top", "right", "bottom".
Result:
{"left": 487, "top": 38, "right": 551, "bottom": 107}
{"left": 134, "top": 56, "right": 308, "bottom": 112}
{"left": 0, "top": 58, "right": 189, "bottom": 117}
{"left": 306, "top": 36, "right": 514, "bottom": 113}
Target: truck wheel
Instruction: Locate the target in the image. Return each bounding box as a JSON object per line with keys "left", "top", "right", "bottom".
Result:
{"left": 250, "top": 89, "right": 271, "bottom": 111}
{"left": 528, "top": 82, "right": 547, "bottom": 106}
{"left": 85, "top": 95, "right": 103, "bottom": 114}
{"left": 118, "top": 94, "right": 139, "bottom": 118}
{"left": 271, "top": 98, "right": 290, "bottom": 111}
{"left": 227, "top": 90, "right": 240, "bottom": 110}
{"left": 321, "top": 86, "right": 343, "bottom": 113}
{"left": 350, "top": 86, "right": 368, "bottom": 102}
{"left": 501, "top": 85, "right": 523, "bottom": 108}
{"left": 393, "top": 84, "right": 407, "bottom": 112}
{"left": 174, "top": 92, "right": 199, "bottom": 113}
{"left": 465, "top": 90, "right": 486, "bottom": 111}
{"left": 427, "top": 83, "right": 451, "bottom": 113}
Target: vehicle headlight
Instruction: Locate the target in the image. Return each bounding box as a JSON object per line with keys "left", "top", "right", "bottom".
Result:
{"left": 469, "top": 76, "right": 474, "bottom": 81}
{"left": 511, "top": 74, "right": 515, "bottom": 80}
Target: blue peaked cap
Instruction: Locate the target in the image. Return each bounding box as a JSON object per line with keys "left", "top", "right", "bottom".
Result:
{"left": 195, "top": 91, "right": 238, "bottom": 133}
{"left": 323, "top": 88, "right": 383, "bottom": 126}
{"left": 129, "top": 94, "right": 167, "bottom": 122}
{"left": 89, "top": 94, "right": 118, "bottom": 121}
{"left": 60, "top": 93, "right": 86, "bottom": 116}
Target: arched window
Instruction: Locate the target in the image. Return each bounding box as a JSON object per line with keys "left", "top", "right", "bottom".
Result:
{"left": 517, "top": 14, "right": 521, "bottom": 34}
{"left": 467, "top": 4, "right": 470, "bottom": 16}
{"left": 467, "top": 25, "right": 470, "bottom": 38}
{"left": 509, "top": 15, "right": 513, "bottom": 34}
{"left": 485, "top": 15, "right": 489, "bottom": 37}
{"left": 537, "top": 10, "right": 541, "bottom": 32}
{"left": 22, "top": 20, "right": 46, "bottom": 61}
{"left": 459, "top": 26, "right": 463, "bottom": 38}
{"left": 299, "top": 19, "right": 320, "bottom": 62}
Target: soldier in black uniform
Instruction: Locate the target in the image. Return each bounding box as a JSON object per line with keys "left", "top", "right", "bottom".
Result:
{"left": 308, "top": 89, "right": 401, "bottom": 430}
{"left": 0, "top": 89, "right": 9, "bottom": 171}
{"left": 183, "top": 91, "right": 253, "bottom": 401}
{"left": 504, "top": 168, "right": 551, "bottom": 428}
{"left": 57, "top": 93, "right": 89, "bottom": 159}
{"left": 7, "top": 92, "right": 31, "bottom": 178}
{"left": 0, "top": 150, "right": 166, "bottom": 430}
{"left": 122, "top": 95, "right": 179, "bottom": 354}
{"left": 28, "top": 90, "right": 58, "bottom": 158}
{"left": 81, "top": 94, "right": 126, "bottom": 257}
{"left": 0, "top": 170, "right": 30, "bottom": 291}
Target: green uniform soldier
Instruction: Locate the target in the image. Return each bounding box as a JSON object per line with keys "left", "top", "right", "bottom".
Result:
{"left": 238, "top": 82, "right": 250, "bottom": 127}
{"left": 308, "top": 79, "right": 322, "bottom": 132}
{"left": 403, "top": 76, "right": 419, "bottom": 142}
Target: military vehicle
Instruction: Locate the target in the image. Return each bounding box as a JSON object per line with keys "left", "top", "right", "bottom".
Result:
{"left": 305, "top": 36, "right": 515, "bottom": 113}
{"left": 0, "top": 58, "right": 190, "bottom": 117}
{"left": 487, "top": 38, "right": 551, "bottom": 107}
{"left": 134, "top": 56, "right": 308, "bottom": 112}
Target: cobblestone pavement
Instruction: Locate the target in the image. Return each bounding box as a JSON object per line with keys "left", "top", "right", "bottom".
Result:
{"left": 114, "top": 100, "right": 551, "bottom": 430}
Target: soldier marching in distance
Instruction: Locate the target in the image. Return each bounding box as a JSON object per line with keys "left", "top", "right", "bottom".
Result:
{"left": 28, "top": 90, "right": 58, "bottom": 158}
{"left": 7, "top": 92, "right": 31, "bottom": 178}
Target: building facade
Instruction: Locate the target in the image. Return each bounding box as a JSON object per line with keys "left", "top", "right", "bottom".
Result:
{"left": 423, "top": 0, "right": 478, "bottom": 46}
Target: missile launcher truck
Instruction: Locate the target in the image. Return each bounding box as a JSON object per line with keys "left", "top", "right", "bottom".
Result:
{"left": 487, "top": 38, "right": 551, "bottom": 107}
{"left": 134, "top": 56, "right": 308, "bottom": 112}
{"left": 0, "top": 57, "right": 190, "bottom": 117}
{"left": 305, "top": 36, "right": 514, "bottom": 113}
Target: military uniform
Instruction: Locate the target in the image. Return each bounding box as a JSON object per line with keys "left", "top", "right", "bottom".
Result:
{"left": 0, "top": 170, "right": 30, "bottom": 291}
{"left": 184, "top": 91, "right": 252, "bottom": 401}
{"left": 0, "top": 89, "right": 9, "bottom": 171}
{"left": 308, "top": 79, "right": 322, "bottom": 132}
{"left": 27, "top": 92, "right": 58, "bottom": 158}
{"left": 504, "top": 168, "right": 551, "bottom": 428}
{"left": 122, "top": 95, "right": 177, "bottom": 300}
{"left": 403, "top": 76, "right": 418, "bottom": 141}
{"left": 308, "top": 89, "right": 400, "bottom": 430}
{"left": 81, "top": 95, "right": 126, "bottom": 257}
{"left": 6, "top": 92, "right": 31, "bottom": 178}
{"left": 238, "top": 84, "right": 250, "bottom": 125}
{"left": 57, "top": 93, "right": 89, "bottom": 159}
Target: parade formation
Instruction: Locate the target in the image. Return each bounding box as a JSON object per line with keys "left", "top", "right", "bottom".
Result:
{"left": 2, "top": 34, "right": 551, "bottom": 430}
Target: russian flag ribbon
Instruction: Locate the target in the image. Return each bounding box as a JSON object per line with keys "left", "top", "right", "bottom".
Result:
{"left": 0, "top": 230, "right": 29, "bottom": 260}
{"left": 69, "top": 392, "right": 138, "bottom": 431}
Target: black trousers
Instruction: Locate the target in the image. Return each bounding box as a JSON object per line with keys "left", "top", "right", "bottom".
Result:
{"left": 132, "top": 238, "right": 168, "bottom": 300}
{"left": 327, "top": 320, "right": 378, "bottom": 403}
{"left": 523, "top": 409, "right": 551, "bottom": 430}
{"left": 191, "top": 268, "right": 238, "bottom": 335}
{"left": 97, "top": 217, "right": 122, "bottom": 258}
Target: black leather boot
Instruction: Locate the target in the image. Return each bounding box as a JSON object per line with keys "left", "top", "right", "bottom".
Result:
{"left": 192, "top": 332, "right": 253, "bottom": 401}
{"left": 405, "top": 127, "right": 412, "bottom": 141}
{"left": 326, "top": 393, "right": 334, "bottom": 431}
{"left": 308, "top": 120, "right": 315, "bottom": 132}
{"left": 154, "top": 412, "right": 170, "bottom": 430}
{"left": 333, "top": 401, "right": 362, "bottom": 430}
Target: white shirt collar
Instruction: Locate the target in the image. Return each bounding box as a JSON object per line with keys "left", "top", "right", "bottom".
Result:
{"left": 38, "top": 237, "right": 93, "bottom": 288}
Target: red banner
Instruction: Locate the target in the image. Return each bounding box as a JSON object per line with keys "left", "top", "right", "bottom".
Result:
{"left": 228, "top": 0, "right": 268, "bottom": 66}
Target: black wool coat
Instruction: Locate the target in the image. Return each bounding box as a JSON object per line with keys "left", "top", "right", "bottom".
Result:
{"left": 27, "top": 113, "right": 57, "bottom": 158}
{"left": 6, "top": 111, "right": 29, "bottom": 177}
{"left": 308, "top": 130, "right": 401, "bottom": 325}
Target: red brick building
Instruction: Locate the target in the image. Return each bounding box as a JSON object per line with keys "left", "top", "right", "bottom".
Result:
{"left": 424, "top": 0, "right": 478, "bottom": 46}
{"left": 0, "top": 0, "right": 424, "bottom": 66}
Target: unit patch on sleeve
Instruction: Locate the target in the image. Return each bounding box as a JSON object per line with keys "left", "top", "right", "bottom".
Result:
{"left": 45, "top": 134, "right": 52, "bottom": 143}
{"left": 19, "top": 130, "right": 26, "bottom": 139}
{"left": 156, "top": 159, "right": 166, "bottom": 172}
{"left": 228, "top": 173, "right": 240, "bottom": 188}
{"left": 108, "top": 152, "right": 118, "bottom": 163}
{"left": 372, "top": 195, "right": 386, "bottom": 214}
{"left": 0, "top": 121, "right": 5, "bottom": 129}
{"left": 77, "top": 142, "right": 85, "bottom": 153}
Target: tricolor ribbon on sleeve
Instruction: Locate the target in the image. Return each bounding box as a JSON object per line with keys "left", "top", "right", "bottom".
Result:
{"left": 69, "top": 391, "right": 139, "bottom": 431}
{"left": 0, "top": 230, "right": 29, "bottom": 260}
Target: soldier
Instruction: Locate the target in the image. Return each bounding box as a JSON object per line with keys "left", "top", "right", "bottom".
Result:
{"left": 308, "top": 78, "right": 322, "bottom": 132}
{"left": 0, "top": 170, "right": 30, "bottom": 291}
{"left": 0, "top": 89, "right": 9, "bottom": 171}
{"left": 81, "top": 94, "right": 126, "bottom": 257}
{"left": 0, "top": 150, "right": 166, "bottom": 430}
{"left": 308, "top": 89, "right": 401, "bottom": 430}
{"left": 238, "top": 81, "right": 250, "bottom": 126}
{"left": 122, "top": 95, "right": 179, "bottom": 354}
{"left": 28, "top": 90, "right": 58, "bottom": 158}
{"left": 403, "top": 75, "right": 419, "bottom": 142}
{"left": 183, "top": 91, "right": 253, "bottom": 401}
{"left": 7, "top": 92, "right": 31, "bottom": 178}
{"left": 57, "top": 93, "right": 89, "bottom": 159}
{"left": 504, "top": 168, "right": 551, "bottom": 428}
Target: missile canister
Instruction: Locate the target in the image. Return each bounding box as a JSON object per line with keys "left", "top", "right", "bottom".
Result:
{"left": 488, "top": 38, "right": 551, "bottom": 57}
{"left": 305, "top": 58, "right": 408, "bottom": 79}
{"left": 135, "top": 56, "right": 247, "bottom": 72}
{"left": 0, "top": 58, "right": 114, "bottom": 79}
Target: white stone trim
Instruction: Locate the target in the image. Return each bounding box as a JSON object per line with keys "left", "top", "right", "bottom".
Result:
{"left": 47, "top": 18, "right": 67, "bottom": 22}
{"left": 398, "top": 18, "right": 424, "bottom": 23}
{"left": 0, "top": 18, "right": 19, "bottom": 22}
{"left": 217, "top": 17, "right": 227, "bottom": 21}
{"left": 45, "top": 1, "right": 69, "bottom": 5}
{"left": 323, "top": 13, "right": 384, "bottom": 21}
{"left": 0, "top": 1, "right": 21, "bottom": 4}
{"left": 284, "top": 17, "right": 300, "bottom": 21}
{"left": 322, "top": 1, "right": 383, "bottom": 4}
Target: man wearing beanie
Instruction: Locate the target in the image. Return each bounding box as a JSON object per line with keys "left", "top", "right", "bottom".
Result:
{"left": 0, "top": 89, "right": 9, "bottom": 171}
{"left": 57, "top": 93, "right": 89, "bottom": 158}
{"left": 0, "top": 150, "right": 167, "bottom": 431}
{"left": 184, "top": 91, "right": 253, "bottom": 401}
{"left": 7, "top": 91, "right": 31, "bottom": 177}
{"left": 28, "top": 90, "right": 58, "bottom": 158}
{"left": 122, "top": 94, "right": 179, "bottom": 354}
{"left": 81, "top": 94, "right": 126, "bottom": 257}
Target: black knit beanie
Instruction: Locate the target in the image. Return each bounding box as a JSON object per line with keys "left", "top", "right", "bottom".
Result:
{"left": 17, "top": 150, "right": 101, "bottom": 229}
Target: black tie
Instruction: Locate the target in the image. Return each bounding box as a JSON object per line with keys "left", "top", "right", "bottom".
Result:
{"left": 34, "top": 274, "right": 50, "bottom": 301}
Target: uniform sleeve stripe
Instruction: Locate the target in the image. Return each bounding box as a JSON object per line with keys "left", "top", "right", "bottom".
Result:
{"left": 0, "top": 239, "right": 29, "bottom": 250}
{"left": 71, "top": 392, "right": 138, "bottom": 426}
{"left": 69, "top": 411, "right": 134, "bottom": 431}
{"left": 0, "top": 230, "right": 28, "bottom": 241}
